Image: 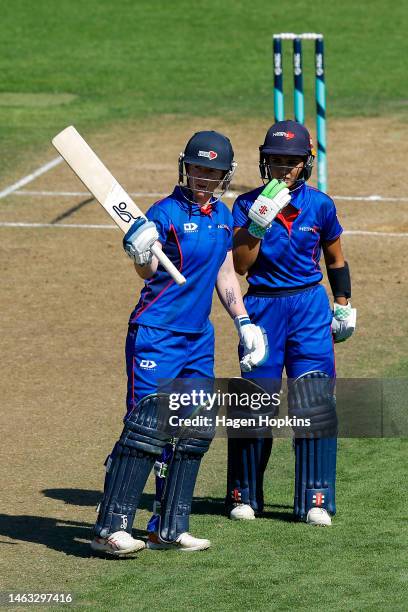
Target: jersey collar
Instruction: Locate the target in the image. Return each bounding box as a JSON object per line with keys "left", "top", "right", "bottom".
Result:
{"left": 288, "top": 181, "right": 306, "bottom": 210}
{"left": 173, "top": 186, "right": 219, "bottom": 215}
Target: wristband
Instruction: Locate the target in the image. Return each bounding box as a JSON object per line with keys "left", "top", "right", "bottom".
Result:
{"left": 327, "top": 262, "right": 351, "bottom": 299}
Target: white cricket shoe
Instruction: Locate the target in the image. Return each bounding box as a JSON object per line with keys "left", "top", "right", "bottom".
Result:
{"left": 306, "top": 507, "right": 332, "bottom": 526}
{"left": 90, "top": 531, "right": 146, "bottom": 555}
{"left": 229, "top": 504, "right": 256, "bottom": 520}
{"left": 147, "top": 531, "right": 210, "bottom": 551}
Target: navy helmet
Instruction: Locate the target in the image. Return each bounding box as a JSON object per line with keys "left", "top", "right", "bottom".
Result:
{"left": 259, "top": 120, "right": 315, "bottom": 182}
{"left": 179, "top": 130, "right": 236, "bottom": 202}
{"left": 180, "top": 130, "right": 234, "bottom": 172}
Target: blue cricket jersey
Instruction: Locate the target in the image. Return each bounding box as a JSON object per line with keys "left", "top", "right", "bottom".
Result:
{"left": 130, "top": 186, "right": 233, "bottom": 333}
{"left": 232, "top": 183, "right": 343, "bottom": 289}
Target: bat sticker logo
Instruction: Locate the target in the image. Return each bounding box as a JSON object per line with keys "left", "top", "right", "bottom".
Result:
{"left": 113, "top": 202, "right": 138, "bottom": 224}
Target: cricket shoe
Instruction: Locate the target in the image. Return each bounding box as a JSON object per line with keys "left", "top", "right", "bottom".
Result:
{"left": 229, "top": 504, "right": 255, "bottom": 520}
{"left": 90, "top": 531, "right": 146, "bottom": 556}
{"left": 147, "top": 531, "right": 210, "bottom": 551}
{"left": 306, "top": 508, "right": 332, "bottom": 526}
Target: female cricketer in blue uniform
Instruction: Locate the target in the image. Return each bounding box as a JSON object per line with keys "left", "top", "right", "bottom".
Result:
{"left": 90, "top": 130, "right": 266, "bottom": 555}
{"left": 227, "top": 120, "right": 356, "bottom": 526}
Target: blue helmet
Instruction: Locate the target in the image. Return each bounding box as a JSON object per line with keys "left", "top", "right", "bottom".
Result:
{"left": 178, "top": 131, "right": 237, "bottom": 202}
{"left": 181, "top": 130, "right": 235, "bottom": 172}
{"left": 259, "top": 120, "right": 315, "bottom": 183}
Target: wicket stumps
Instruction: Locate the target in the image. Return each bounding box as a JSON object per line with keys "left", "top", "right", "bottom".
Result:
{"left": 273, "top": 33, "right": 327, "bottom": 193}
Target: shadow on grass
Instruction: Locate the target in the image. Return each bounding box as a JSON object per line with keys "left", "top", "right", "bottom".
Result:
{"left": 43, "top": 488, "right": 102, "bottom": 507}
{"left": 0, "top": 513, "right": 148, "bottom": 559}
{"left": 0, "top": 495, "right": 296, "bottom": 557}
{"left": 0, "top": 514, "right": 97, "bottom": 558}
{"left": 42, "top": 488, "right": 227, "bottom": 516}
{"left": 261, "top": 509, "right": 297, "bottom": 522}
{"left": 42, "top": 488, "right": 295, "bottom": 522}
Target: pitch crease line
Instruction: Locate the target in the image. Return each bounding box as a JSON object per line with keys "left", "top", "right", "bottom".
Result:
{"left": 344, "top": 230, "right": 408, "bottom": 237}
{"left": 0, "top": 157, "right": 63, "bottom": 199}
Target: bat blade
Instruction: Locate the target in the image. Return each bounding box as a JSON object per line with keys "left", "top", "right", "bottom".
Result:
{"left": 52, "top": 126, "right": 186, "bottom": 285}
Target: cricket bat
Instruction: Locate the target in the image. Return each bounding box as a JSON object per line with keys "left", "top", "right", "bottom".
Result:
{"left": 52, "top": 125, "right": 186, "bottom": 286}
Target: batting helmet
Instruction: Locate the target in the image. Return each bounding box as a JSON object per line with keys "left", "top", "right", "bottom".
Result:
{"left": 181, "top": 130, "right": 234, "bottom": 171}
{"left": 259, "top": 120, "right": 315, "bottom": 183}
{"left": 178, "top": 131, "right": 236, "bottom": 202}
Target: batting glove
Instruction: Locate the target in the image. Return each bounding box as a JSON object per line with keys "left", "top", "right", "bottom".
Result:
{"left": 123, "top": 218, "right": 159, "bottom": 265}
{"left": 235, "top": 315, "right": 268, "bottom": 372}
{"left": 248, "top": 179, "right": 291, "bottom": 239}
{"left": 332, "top": 302, "right": 357, "bottom": 343}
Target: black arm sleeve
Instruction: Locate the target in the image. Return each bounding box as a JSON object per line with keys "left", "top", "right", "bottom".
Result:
{"left": 327, "top": 261, "right": 351, "bottom": 299}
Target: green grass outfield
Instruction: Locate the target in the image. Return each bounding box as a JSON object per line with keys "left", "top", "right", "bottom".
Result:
{"left": 1, "top": 0, "right": 408, "bottom": 174}
{"left": 1, "top": 2, "right": 407, "bottom": 610}
{"left": 79, "top": 438, "right": 408, "bottom": 611}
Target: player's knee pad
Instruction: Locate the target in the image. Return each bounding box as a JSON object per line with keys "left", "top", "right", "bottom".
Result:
{"left": 288, "top": 371, "right": 337, "bottom": 437}
{"left": 158, "top": 437, "right": 211, "bottom": 543}
{"left": 226, "top": 437, "right": 273, "bottom": 514}
{"left": 288, "top": 372, "right": 337, "bottom": 519}
{"left": 123, "top": 392, "right": 172, "bottom": 454}
{"left": 94, "top": 394, "right": 171, "bottom": 538}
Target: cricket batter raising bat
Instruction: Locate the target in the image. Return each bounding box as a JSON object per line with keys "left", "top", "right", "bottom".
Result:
{"left": 86, "top": 130, "right": 266, "bottom": 554}
{"left": 226, "top": 120, "right": 356, "bottom": 526}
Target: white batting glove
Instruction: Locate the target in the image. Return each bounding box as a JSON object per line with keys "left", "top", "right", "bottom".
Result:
{"left": 332, "top": 302, "right": 357, "bottom": 343}
{"left": 123, "top": 218, "right": 159, "bottom": 265}
{"left": 248, "top": 179, "right": 291, "bottom": 239}
{"left": 235, "top": 315, "right": 268, "bottom": 372}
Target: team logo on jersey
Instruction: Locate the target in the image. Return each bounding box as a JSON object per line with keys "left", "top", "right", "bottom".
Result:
{"left": 273, "top": 131, "right": 295, "bottom": 140}
{"left": 198, "top": 150, "right": 218, "bottom": 160}
{"left": 139, "top": 360, "right": 157, "bottom": 369}
{"left": 184, "top": 222, "right": 198, "bottom": 232}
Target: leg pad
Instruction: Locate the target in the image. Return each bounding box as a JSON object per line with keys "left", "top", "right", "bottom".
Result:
{"left": 289, "top": 372, "right": 337, "bottom": 519}
{"left": 159, "top": 438, "right": 211, "bottom": 543}
{"left": 94, "top": 394, "right": 171, "bottom": 537}
{"left": 226, "top": 437, "right": 272, "bottom": 513}
{"left": 294, "top": 437, "right": 337, "bottom": 519}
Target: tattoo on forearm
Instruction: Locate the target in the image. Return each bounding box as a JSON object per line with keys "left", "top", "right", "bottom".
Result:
{"left": 226, "top": 288, "right": 237, "bottom": 308}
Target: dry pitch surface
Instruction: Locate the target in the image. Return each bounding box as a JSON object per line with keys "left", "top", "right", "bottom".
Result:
{"left": 1, "top": 116, "right": 407, "bottom": 592}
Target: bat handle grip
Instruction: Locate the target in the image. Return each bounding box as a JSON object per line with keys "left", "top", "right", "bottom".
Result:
{"left": 151, "top": 243, "right": 186, "bottom": 286}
